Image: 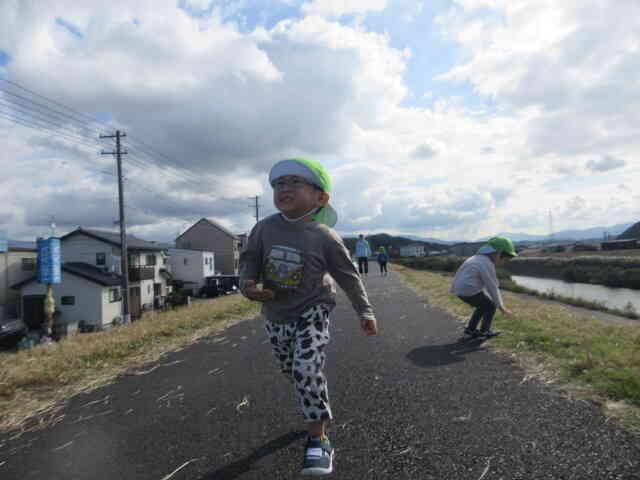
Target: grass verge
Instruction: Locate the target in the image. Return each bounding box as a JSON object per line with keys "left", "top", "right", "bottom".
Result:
{"left": 0, "top": 296, "right": 259, "bottom": 433}
{"left": 393, "top": 264, "right": 640, "bottom": 432}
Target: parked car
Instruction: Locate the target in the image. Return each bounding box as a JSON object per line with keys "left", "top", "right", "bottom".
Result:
{"left": 0, "top": 318, "right": 27, "bottom": 347}
{"left": 199, "top": 275, "right": 239, "bottom": 298}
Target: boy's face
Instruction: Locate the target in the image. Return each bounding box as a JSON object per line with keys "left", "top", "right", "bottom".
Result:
{"left": 494, "top": 252, "right": 512, "bottom": 266}
{"left": 272, "top": 175, "right": 329, "bottom": 218}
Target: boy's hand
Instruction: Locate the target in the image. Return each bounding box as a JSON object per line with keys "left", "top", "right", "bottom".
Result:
{"left": 501, "top": 308, "right": 514, "bottom": 317}
{"left": 243, "top": 280, "right": 275, "bottom": 302}
{"left": 361, "top": 317, "right": 378, "bottom": 336}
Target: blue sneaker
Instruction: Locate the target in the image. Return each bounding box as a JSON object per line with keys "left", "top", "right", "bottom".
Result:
{"left": 301, "top": 436, "right": 334, "bottom": 476}
{"left": 479, "top": 330, "right": 502, "bottom": 338}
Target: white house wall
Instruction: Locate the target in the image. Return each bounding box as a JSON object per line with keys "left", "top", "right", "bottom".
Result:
{"left": 62, "top": 236, "right": 120, "bottom": 273}
{"left": 168, "top": 249, "right": 214, "bottom": 290}
{"left": 101, "top": 287, "right": 122, "bottom": 326}
{"left": 21, "top": 274, "right": 118, "bottom": 328}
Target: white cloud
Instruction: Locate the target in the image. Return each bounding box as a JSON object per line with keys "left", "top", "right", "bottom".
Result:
{"left": 302, "top": 0, "right": 388, "bottom": 18}
{"left": 1, "top": 0, "right": 638, "bottom": 243}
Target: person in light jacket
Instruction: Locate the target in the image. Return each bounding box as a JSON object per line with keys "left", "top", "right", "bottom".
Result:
{"left": 355, "top": 234, "right": 371, "bottom": 276}
{"left": 451, "top": 236, "right": 516, "bottom": 339}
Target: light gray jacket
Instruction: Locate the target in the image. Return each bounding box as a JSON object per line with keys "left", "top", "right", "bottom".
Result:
{"left": 450, "top": 254, "right": 505, "bottom": 309}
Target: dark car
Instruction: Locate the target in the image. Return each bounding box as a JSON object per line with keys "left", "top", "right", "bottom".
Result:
{"left": 0, "top": 318, "right": 27, "bottom": 347}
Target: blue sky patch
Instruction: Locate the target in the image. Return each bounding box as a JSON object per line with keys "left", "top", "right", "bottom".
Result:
{"left": 0, "top": 50, "right": 10, "bottom": 66}
{"left": 55, "top": 17, "right": 83, "bottom": 38}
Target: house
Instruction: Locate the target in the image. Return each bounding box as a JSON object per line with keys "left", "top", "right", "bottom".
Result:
{"left": 13, "top": 262, "right": 122, "bottom": 332}
{"left": 168, "top": 248, "right": 215, "bottom": 295}
{"left": 60, "top": 228, "right": 171, "bottom": 320}
{"left": 175, "top": 218, "right": 241, "bottom": 275}
{"left": 399, "top": 244, "right": 426, "bottom": 257}
{"left": 0, "top": 243, "right": 37, "bottom": 322}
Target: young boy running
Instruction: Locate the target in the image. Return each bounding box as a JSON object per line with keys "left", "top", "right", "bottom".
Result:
{"left": 239, "top": 158, "right": 378, "bottom": 476}
{"left": 451, "top": 236, "right": 516, "bottom": 339}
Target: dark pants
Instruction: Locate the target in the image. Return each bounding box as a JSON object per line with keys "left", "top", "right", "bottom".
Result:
{"left": 458, "top": 292, "right": 496, "bottom": 332}
{"left": 357, "top": 257, "right": 369, "bottom": 275}
{"left": 378, "top": 261, "right": 387, "bottom": 274}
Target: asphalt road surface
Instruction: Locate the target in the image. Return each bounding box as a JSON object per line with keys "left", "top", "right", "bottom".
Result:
{"left": 1, "top": 271, "right": 639, "bottom": 479}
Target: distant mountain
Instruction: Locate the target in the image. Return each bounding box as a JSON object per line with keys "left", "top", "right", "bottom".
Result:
{"left": 404, "top": 235, "right": 459, "bottom": 245}
{"left": 477, "top": 222, "right": 634, "bottom": 243}
{"left": 343, "top": 233, "right": 451, "bottom": 252}
{"left": 618, "top": 221, "right": 640, "bottom": 240}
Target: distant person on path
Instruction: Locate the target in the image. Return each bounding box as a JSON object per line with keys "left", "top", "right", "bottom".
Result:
{"left": 239, "top": 158, "right": 378, "bottom": 476}
{"left": 377, "top": 246, "right": 389, "bottom": 276}
{"left": 450, "top": 236, "right": 516, "bottom": 339}
{"left": 355, "top": 234, "right": 371, "bottom": 276}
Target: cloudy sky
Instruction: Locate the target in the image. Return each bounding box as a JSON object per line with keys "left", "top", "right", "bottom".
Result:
{"left": 1, "top": 0, "right": 638, "bottom": 242}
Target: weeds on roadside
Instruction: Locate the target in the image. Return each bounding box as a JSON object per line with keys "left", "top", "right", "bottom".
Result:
{"left": 394, "top": 264, "right": 640, "bottom": 431}
{"left": 0, "top": 296, "right": 259, "bottom": 431}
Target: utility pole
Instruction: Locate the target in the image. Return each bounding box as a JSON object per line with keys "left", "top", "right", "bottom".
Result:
{"left": 101, "top": 130, "right": 130, "bottom": 323}
{"left": 249, "top": 196, "right": 260, "bottom": 223}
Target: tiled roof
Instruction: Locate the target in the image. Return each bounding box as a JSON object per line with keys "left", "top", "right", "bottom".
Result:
{"left": 62, "top": 228, "right": 164, "bottom": 251}
{"left": 177, "top": 218, "right": 238, "bottom": 241}
{"left": 11, "top": 262, "right": 121, "bottom": 289}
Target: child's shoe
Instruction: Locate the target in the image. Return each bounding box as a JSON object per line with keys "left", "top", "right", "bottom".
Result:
{"left": 463, "top": 327, "right": 480, "bottom": 340}
{"left": 479, "top": 329, "right": 502, "bottom": 338}
{"left": 301, "top": 435, "right": 334, "bottom": 476}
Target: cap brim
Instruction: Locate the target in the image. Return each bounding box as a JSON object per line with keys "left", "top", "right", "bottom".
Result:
{"left": 313, "top": 204, "right": 338, "bottom": 228}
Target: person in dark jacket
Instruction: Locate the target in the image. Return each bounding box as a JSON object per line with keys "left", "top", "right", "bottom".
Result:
{"left": 377, "top": 246, "right": 389, "bottom": 276}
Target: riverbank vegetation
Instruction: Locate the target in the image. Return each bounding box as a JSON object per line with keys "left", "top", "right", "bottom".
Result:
{"left": 507, "top": 256, "right": 640, "bottom": 290}
{"left": 393, "top": 256, "right": 640, "bottom": 319}
{"left": 393, "top": 264, "right": 640, "bottom": 431}
{"left": 0, "top": 295, "right": 259, "bottom": 432}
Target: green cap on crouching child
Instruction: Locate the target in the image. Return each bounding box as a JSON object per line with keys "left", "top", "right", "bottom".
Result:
{"left": 478, "top": 236, "right": 518, "bottom": 257}
{"left": 269, "top": 158, "right": 338, "bottom": 227}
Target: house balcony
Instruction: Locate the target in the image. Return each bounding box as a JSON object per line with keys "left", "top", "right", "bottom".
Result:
{"left": 129, "top": 266, "right": 155, "bottom": 282}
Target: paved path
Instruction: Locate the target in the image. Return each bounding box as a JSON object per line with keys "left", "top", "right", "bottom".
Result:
{"left": 1, "top": 272, "right": 639, "bottom": 479}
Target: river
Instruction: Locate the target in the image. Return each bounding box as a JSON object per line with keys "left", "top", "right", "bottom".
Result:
{"left": 510, "top": 275, "right": 640, "bottom": 312}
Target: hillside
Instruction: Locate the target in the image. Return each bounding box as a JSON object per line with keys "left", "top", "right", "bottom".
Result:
{"left": 619, "top": 221, "right": 640, "bottom": 240}
{"left": 343, "top": 233, "right": 450, "bottom": 253}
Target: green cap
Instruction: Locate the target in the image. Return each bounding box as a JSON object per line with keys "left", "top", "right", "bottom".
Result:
{"left": 486, "top": 236, "right": 518, "bottom": 257}
{"left": 269, "top": 158, "right": 337, "bottom": 228}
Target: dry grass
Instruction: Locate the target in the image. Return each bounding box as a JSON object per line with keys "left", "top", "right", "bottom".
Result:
{"left": 0, "top": 296, "right": 259, "bottom": 432}
{"left": 394, "top": 264, "right": 640, "bottom": 432}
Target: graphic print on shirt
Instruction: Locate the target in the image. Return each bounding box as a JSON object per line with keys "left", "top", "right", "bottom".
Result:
{"left": 264, "top": 245, "right": 305, "bottom": 291}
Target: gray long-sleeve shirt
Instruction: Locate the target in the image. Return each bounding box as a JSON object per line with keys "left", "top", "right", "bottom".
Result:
{"left": 450, "top": 254, "right": 505, "bottom": 309}
{"left": 239, "top": 214, "right": 375, "bottom": 325}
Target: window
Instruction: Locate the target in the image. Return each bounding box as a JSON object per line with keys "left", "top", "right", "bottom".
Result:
{"left": 61, "top": 296, "right": 75, "bottom": 305}
{"left": 146, "top": 254, "right": 156, "bottom": 266}
{"left": 96, "top": 252, "right": 106, "bottom": 266}
{"left": 109, "top": 288, "right": 121, "bottom": 302}
{"left": 184, "top": 258, "right": 188, "bottom": 265}
{"left": 22, "top": 258, "right": 35, "bottom": 271}
{"left": 147, "top": 284, "right": 152, "bottom": 294}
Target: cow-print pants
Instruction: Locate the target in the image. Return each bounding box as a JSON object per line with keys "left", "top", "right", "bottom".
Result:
{"left": 265, "top": 304, "right": 332, "bottom": 423}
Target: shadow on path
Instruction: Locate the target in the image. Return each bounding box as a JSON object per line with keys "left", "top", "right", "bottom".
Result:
{"left": 407, "top": 339, "right": 488, "bottom": 368}
{"left": 197, "top": 430, "right": 307, "bottom": 480}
